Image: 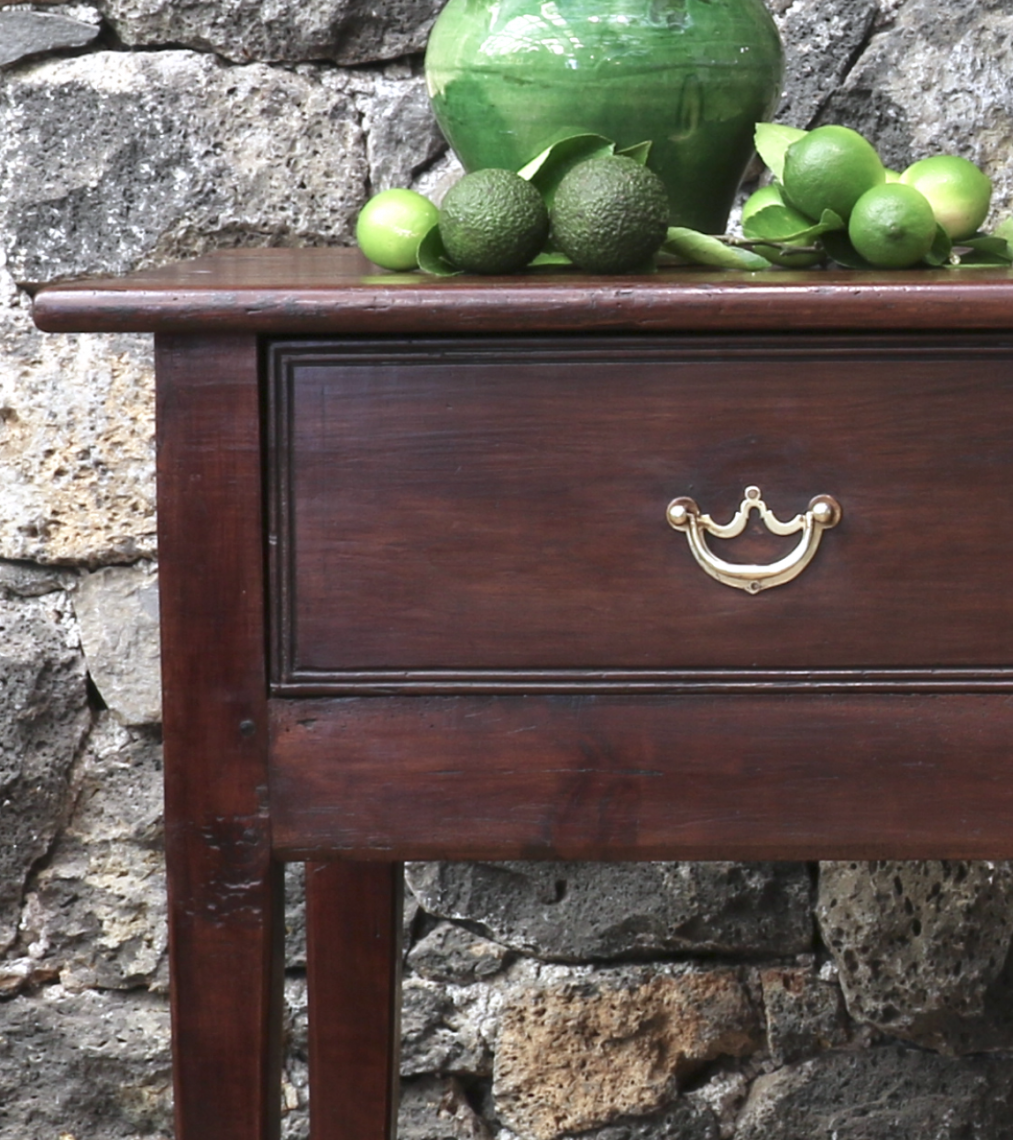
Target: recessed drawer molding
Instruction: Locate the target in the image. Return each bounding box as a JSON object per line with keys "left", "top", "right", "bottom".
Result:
{"left": 666, "top": 485, "right": 842, "bottom": 593}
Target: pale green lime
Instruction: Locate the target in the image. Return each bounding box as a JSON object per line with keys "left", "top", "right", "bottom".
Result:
{"left": 782, "top": 125, "right": 885, "bottom": 221}
{"left": 848, "top": 183, "right": 937, "bottom": 268}
{"left": 899, "top": 154, "right": 992, "bottom": 240}
{"left": 356, "top": 189, "right": 439, "bottom": 272}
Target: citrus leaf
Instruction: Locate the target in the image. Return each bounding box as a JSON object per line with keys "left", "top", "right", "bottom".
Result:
{"left": 616, "top": 139, "right": 652, "bottom": 165}
{"left": 743, "top": 204, "right": 844, "bottom": 243}
{"left": 416, "top": 225, "right": 461, "bottom": 276}
{"left": 993, "top": 215, "right": 1013, "bottom": 247}
{"left": 517, "top": 133, "right": 616, "bottom": 205}
{"left": 754, "top": 122, "right": 807, "bottom": 182}
{"left": 662, "top": 227, "right": 774, "bottom": 270}
{"left": 922, "top": 224, "right": 953, "bottom": 267}
{"left": 527, "top": 250, "right": 573, "bottom": 267}
{"left": 820, "top": 230, "right": 875, "bottom": 270}
{"left": 957, "top": 235, "right": 1013, "bottom": 261}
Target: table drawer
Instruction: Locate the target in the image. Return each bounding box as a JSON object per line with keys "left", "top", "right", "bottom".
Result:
{"left": 268, "top": 335, "right": 1013, "bottom": 693}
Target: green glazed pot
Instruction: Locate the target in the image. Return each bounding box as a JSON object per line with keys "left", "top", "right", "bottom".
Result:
{"left": 425, "top": 0, "right": 784, "bottom": 233}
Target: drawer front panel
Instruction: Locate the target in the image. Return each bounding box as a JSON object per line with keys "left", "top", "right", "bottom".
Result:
{"left": 269, "top": 336, "right": 1013, "bottom": 690}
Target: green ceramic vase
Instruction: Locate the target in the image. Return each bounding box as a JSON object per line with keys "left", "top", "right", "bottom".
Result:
{"left": 425, "top": 0, "right": 784, "bottom": 233}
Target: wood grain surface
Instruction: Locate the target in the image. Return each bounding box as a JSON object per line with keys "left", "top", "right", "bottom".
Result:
{"left": 306, "top": 862, "right": 402, "bottom": 1140}
{"left": 157, "top": 334, "right": 284, "bottom": 1140}
{"left": 270, "top": 694, "right": 1013, "bottom": 862}
{"left": 269, "top": 335, "right": 1013, "bottom": 689}
{"left": 31, "top": 246, "right": 1013, "bottom": 334}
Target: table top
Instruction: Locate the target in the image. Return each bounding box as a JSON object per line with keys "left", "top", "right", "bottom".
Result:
{"left": 31, "top": 246, "right": 1013, "bottom": 336}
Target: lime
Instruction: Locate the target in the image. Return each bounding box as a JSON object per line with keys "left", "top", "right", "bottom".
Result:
{"left": 899, "top": 155, "right": 992, "bottom": 240}
{"left": 884, "top": 169, "right": 902, "bottom": 183}
{"left": 550, "top": 156, "right": 668, "bottom": 274}
{"left": 355, "top": 188, "right": 439, "bottom": 272}
{"left": 848, "top": 183, "right": 938, "bottom": 268}
{"left": 439, "top": 169, "right": 549, "bottom": 274}
{"left": 782, "top": 125, "right": 885, "bottom": 221}
{"left": 741, "top": 183, "right": 823, "bottom": 267}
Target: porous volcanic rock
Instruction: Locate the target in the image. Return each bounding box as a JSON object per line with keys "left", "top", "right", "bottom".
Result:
{"left": 0, "top": 565, "right": 90, "bottom": 951}
{"left": 492, "top": 967, "right": 760, "bottom": 1140}
{"left": 405, "top": 861, "right": 813, "bottom": 961}
{"left": 0, "top": 6, "right": 100, "bottom": 68}
{"left": 818, "top": 860, "right": 1013, "bottom": 1053}
{"left": 736, "top": 1044, "right": 1013, "bottom": 1140}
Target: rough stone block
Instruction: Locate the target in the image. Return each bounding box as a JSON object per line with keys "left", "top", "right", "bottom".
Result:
{"left": 0, "top": 564, "right": 90, "bottom": 951}
{"left": 558, "top": 1101, "right": 719, "bottom": 1140}
{"left": 0, "top": 273, "right": 157, "bottom": 565}
{"left": 772, "top": 0, "right": 879, "bottom": 127}
{"left": 492, "top": 967, "right": 760, "bottom": 1140}
{"left": 759, "top": 965, "right": 850, "bottom": 1066}
{"left": 399, "top": 1076, "right": 493, "bottom": 1140}
{"left": 0, "top": 6, "right": 99, "bottom": 68}
{"left": 405, "top": 861, "right": 813, "bottom": 961}
{"left": 736, "top": 1045, "right": 1013, "bottom": 1140}
{"left": 814, "top": 0, "right": 1013, "bottom": 223}
{"left": 0, "top": 984, "right": 172, "bottom": 1139}
{"left": 96, "top": 0, "right": 444, "bottom": 66}
{"left": 401, "top": 974, "right": 495, "bottom": 1077}
{"left": 17, "top": 714, "right": 167, "bottom": 993}
{"left": 407, "top": 921, "right": 511, "bottom": 985}
{"left": 818, "top": 860, "right": 1013, "bottom": 1053}
{"left": 73, "top": 561, "right": 162, "bottom": 724}
{"left": 0, "top": 51, "right": 369, "bottom": 284}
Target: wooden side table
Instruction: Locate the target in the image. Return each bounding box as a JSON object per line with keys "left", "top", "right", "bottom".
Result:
{"left": 34, "top": 251, "right": 1013, "bottom": 1140}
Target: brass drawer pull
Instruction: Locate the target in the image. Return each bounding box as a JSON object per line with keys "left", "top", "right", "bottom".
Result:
{"left": 666, "top": 485, "right": 842, "bottom": 594}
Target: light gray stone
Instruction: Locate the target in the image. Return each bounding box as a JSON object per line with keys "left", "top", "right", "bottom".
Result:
{"left": 16, "top": 714, "right": 168, "bottom": 993}
{"left": 405, "top": 862, "right": 813, "bottom": 961}
{"left": 73, "top": 561, "right": 161, "bottom": 725}
{"left": 0, "top": 272, "right": 157, "bottom": 566}
{"left": 0, "top": 50, "right": 369, "bottom": 284}
{"left": 407, "top": 922, "right": 511, "bottom": 985}
{"left": 736, "top": 1045, "right": 1013, "bottom": 1140}
{"left": 96, "top": 0, "right": 443, "bottom": 66}
{"left": 399, "top": 1076, "right": 493, "bottom": 1140}
{"left": 818, "top": 860, "right": 1013, "bottom": 1053}
{"left": 401, "top": 974, "right": 494, "bottom": 1077}
{"left": 0, "top": 983, "right": 172, "bottom": 1139}
{"left": 813, "top": 0, "right": 1013, "bottom": 223}
{"left": 0, "top": 576, "right": 90, "bottom": 951}
{"left": 0, "top": 7, "right": 99, "bottom": 68}
{"left": 355, "top": 72, "right": 447, "bottom": 194}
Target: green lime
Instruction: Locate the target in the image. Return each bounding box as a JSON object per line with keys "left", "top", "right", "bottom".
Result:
{"left": 884, "top": 168, "right": 902, "bottom": 183}
{"left": 782, "top": 125, "right": 885, "bottom": 221}
{"left": 355, "top": 188, "right": 439, "bottom": 272}
{"left": 899, "top": 154, "right": 992, "bottom": 240}
{"left": 550, "top": 156, "right": 668, "bottom": 274}
{"left": 741, "top": 183, "right": 823, "bottom": 267}
{"left": 439, "top": 169, "right": 549, "bottom": 274}
{"left": 848, "top": 182, "right": 938, "bottom": 268}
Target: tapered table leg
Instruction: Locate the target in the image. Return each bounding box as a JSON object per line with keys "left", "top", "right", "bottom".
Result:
{"left": 157, "top": 332, "right": 284, "bottom": 1139}
{"left": 306, "top": 861, "right": 403, "bottom": 1140}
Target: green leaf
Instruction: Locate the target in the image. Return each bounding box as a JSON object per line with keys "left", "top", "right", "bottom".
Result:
{"left": 922, "top": 224, "right": 953, "bottom": 267}
{"left": 754, "top": 122, "right": 807, "bottom": 182}
{"left": 416, "top": 225, "right": 461, "bottom": 276}
{"left": 743, "top": 205, "right": 844, "bottom": 243}
{"left": 820, "top": 230, "right": 875, "bottom": 270}
{"left": 517, "top": 133, "right": 616, "bottom": 205}
{"left": 527, "top": 250, "right": 573, "bottom": 267}
{"left": 616, "top": 139, "right": 652, "bottom": 165}
{"left": 661, "top": 227, "right": 774, "bottom": 270}
{"left": 957, "top": 235, "right": 1013, "bottom": 261}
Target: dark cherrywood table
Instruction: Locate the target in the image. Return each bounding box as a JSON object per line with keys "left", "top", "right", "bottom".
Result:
{"left": 33, "top": 249, "right": 1013, "bottom": 1139}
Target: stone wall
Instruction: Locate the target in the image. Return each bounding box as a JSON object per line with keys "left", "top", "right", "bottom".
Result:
{"left": 1, "top": 1, "right": 1012, "bottom": 1136}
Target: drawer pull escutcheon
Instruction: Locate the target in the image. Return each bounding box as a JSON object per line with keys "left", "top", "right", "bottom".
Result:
{"left": 666, "top": 485, "right": 842, "bottom": 594}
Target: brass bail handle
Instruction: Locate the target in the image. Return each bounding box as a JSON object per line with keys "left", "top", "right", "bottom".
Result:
{"left": 666, "top": 485, "right": 842, "bottom": 594}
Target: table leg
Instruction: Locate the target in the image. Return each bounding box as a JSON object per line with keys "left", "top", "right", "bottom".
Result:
{"left": 306, "top": 861, "right": 404, "bottom": 1140}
